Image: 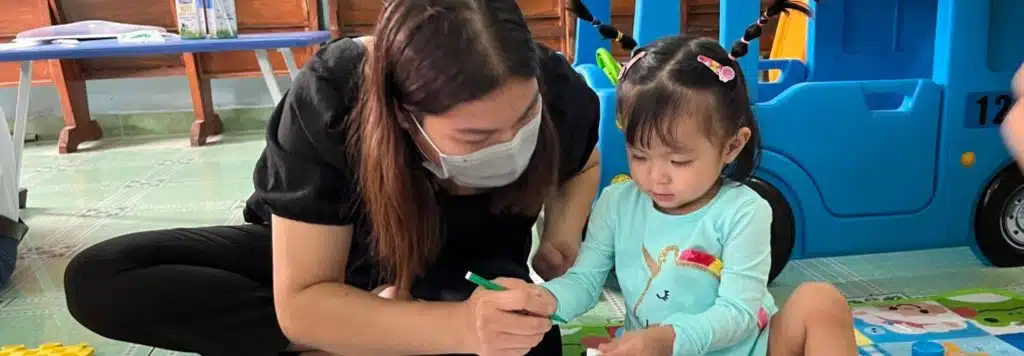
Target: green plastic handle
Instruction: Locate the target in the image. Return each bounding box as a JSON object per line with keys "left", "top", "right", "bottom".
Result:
{"left": 595, "top": 48, "right": 621, "bottom": 86}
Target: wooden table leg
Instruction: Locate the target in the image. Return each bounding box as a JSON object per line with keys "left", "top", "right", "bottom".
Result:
{"left": 51, "top": 59, "right": 102, "bottom": 154}
{"left": 47, "top": 0, "right": 100, "bottom": 154}
{"left": 183, "top": 53, "right": 222, "bottom": 147}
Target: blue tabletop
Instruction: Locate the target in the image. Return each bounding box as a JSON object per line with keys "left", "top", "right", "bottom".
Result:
{"left": 0, "top": 31, "right": 332, "bottom": 62}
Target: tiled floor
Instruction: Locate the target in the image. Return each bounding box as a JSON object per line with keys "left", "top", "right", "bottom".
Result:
{"left": 2, "top": 134, "right": 1024, "bottom": 355}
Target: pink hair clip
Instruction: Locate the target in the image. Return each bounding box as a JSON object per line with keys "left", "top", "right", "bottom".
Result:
{"left": 697, "top": 55, "right": 735, "bottom": 83}
{"left": 618, "top": 51, "right": 648, "bottom": 81}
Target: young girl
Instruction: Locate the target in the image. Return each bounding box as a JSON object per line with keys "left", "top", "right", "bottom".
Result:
{"left": 539, "top": 1, "right": 858, "bottom": 355}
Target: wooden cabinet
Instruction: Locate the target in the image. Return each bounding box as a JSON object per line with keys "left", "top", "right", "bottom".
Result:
{"left": 327, "top": 0, "right": 575, "bottom": 59}
{"left": 0, "top": 1, "right": 54, "bottom": 87}
{"left": 47, "top": 0, "right": 320, "bottom": 80}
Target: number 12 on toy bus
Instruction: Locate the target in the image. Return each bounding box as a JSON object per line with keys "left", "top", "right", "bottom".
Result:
{"left": 966, "top": 91, "right": 1014, "bottom": 128}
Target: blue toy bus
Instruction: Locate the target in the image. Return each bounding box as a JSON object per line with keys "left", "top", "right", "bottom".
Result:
{"left": 573, "top": 0, "right": 1024, "bottom": 282}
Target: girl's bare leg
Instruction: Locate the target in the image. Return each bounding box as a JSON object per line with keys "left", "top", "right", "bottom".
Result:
{"left": 768, "top": 282, "right": 857, "bottom": 356}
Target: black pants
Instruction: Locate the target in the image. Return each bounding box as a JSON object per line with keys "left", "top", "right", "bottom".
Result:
{"left": 63, "top": 224, "right": 562, "bottom": 356}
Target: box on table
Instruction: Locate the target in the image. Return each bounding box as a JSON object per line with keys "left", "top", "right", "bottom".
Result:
{"left": 173, "top": 0, "right": 207, "bottom": 39}
{"left": 204, "top": 0, "right": 238, "bottom": 39}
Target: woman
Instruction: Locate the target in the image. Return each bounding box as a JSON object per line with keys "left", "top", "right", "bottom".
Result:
{"left": 63, "top": 1, "right": 599, "bottom": 355}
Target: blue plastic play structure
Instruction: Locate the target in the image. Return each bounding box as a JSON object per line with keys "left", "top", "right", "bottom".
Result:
{"left": 573, "top": 0, "right": 1024, "bottom": 282}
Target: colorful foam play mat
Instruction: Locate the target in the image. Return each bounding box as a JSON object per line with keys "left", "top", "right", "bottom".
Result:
{"left": 559, "top": 288, "right": 626, "bottom": 356}
{"left": 849, "top": 288, "right": 1024, "bottom": 355}
{"left": 561, "top": 288, "right": 1024, "bottom": 355}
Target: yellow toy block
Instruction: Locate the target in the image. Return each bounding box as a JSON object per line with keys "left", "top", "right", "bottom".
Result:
{"left": 0, "top": 343, "right": 94, "bottom": 356}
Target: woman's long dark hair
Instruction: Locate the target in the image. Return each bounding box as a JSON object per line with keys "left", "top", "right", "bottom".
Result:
{"left": 347, "top": 0, "right": 560, "bottom": 291}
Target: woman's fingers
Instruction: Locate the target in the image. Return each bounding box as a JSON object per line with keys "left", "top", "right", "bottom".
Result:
{"left": 464, "top": 284, "right": 553, "bottom": 356}
{"left": 489, "top": 281, "right": 556, "bottom": 317}
{"left": 484, "top": 305, "right": 552, "bottom": 336}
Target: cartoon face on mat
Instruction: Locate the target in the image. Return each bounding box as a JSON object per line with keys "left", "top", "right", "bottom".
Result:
{"left": 852, "top": 302, "right": 968, "bottom": 335}
{"left": 631, "top": 246, "right": 721, "bottom": 327}
{"left": 885, "top": 303, "right": 951, "bottom": 317}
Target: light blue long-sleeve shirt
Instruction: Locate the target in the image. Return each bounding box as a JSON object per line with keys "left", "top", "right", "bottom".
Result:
{"left": 542, "top": 179, "right": 777, "bottom": 356}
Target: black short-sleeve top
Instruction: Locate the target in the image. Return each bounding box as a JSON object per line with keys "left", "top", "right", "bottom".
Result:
{"left": 243, "top": 37, "right": 599, "bottom": 300}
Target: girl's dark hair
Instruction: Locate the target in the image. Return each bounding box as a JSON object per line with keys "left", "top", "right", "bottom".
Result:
{"left": 567, "top": 0, "right": 636, "bottom": 51}
{"left": 570, "top": 0, "right": 811, "bottom": 182}
{"left": 347, "top": 0, "right": 560, "bottom": 291}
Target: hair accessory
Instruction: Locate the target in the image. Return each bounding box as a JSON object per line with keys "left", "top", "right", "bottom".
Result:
{"left": 727, "top": 12, "right": 771, "bottom": 60}
{"left": 697, "top": 55, "right": 735, "bottom": 83}
{"left": 568, "top": 0, "right": 637, "bottom": 51}
{"left": 737, "top": 13, "right": 770, "bottom": 47}
{"left": 618, "top": 51, "right": 648, "bottom": 81}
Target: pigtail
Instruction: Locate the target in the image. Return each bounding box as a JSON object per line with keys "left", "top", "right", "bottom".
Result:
{"left": 568, "top": 0, "right": 637, "bottom": 52}
{"left": 728, "top": 0, "right": 812, "bottom": 60}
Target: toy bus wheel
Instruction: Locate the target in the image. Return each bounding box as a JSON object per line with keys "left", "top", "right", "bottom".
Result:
{"left": 974, "top": 166, "right": 1024, "bottom": 267}
{"left": 745, "top": 177, "right": 795, "bottom": 284}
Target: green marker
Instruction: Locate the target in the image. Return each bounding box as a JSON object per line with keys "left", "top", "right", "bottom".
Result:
{"left": 464, "top": 271, "right": 568, "bottom": 323}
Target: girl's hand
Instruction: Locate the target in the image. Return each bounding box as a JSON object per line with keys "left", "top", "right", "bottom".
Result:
{"left": 598, "top": 325, "right": 675, "bottom": 356}
{"left": 458, "top": 277, "right": 555, "bottom": 356}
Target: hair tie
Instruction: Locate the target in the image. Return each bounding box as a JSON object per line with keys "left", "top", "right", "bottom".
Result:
{"left": 697, "top": 55, "right": 735, "bottom": 83}
{"left": 727, "top": 11, "right": 770, "bottom": 60}
{"left": 619, "top": 51, "right": 648, "bottom": 81}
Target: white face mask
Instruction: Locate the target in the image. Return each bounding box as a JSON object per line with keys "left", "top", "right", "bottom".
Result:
{"left": 413, "top": 102, "right": 543, "bottom": 188}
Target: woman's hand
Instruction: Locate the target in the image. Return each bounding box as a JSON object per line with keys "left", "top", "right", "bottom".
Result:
{"left": 459, "top": 277, "right": 556, "bottom": 356}
{"left": 598, "top": 326, "right": 675, "bottom": 356}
